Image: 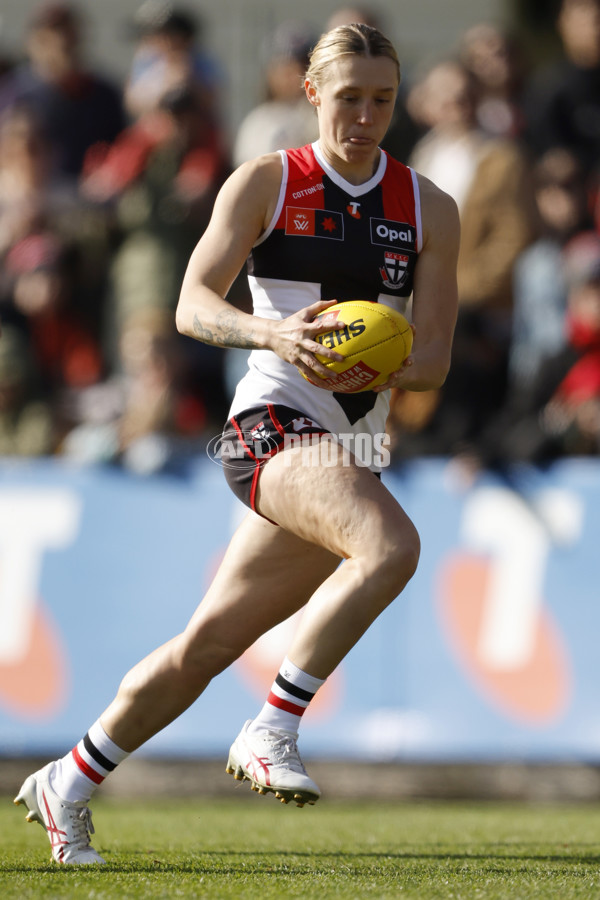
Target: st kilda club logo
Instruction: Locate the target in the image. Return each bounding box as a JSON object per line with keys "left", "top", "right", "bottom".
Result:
{"left": 380, "top": 251, "right": 409, "bottom": 290}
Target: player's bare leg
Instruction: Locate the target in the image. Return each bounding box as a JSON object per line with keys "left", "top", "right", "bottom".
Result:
{"left": 14, "top": 515, "right": 340, "bottom": 860}
{"left": 226, "top": 437, "right": 419, "bottom": 805}
{"left": 256, "top": 438, "right": 420, "bottom": 678}
{"left": 16, "top": 434, "right": 419, "bottom": 859}
{"left": 100, "top": 513, "right": 340, "bottom": 751}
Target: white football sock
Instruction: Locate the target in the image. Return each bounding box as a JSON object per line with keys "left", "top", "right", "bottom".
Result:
{"left": 248, "top": 656, "right": 325, "bottom": 737}
{"left": 50, "top": 719, "right": 129, "bottom": 803}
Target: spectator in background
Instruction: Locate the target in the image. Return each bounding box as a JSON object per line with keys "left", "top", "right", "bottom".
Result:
{"left": 0, "top": 104, "right": 53, "bottom": 258}
{"left": 405, "top": 58, "right": 536, "bottom": 456}
{"left": 2, "top": 231, "right": 103, "bottom": 441}
{"left": 0, "top": 101, "right": 119, "bottom": 364}
{"left": 0, "top": 100, "right": 112, "bottom": 274}
{"left": 232, "top": 21, "right": 318, "bottom": 167}
{"left": 0, "top": 50, "right": 116, "bottom": 433}
{"left": 544, "top": 233, "right": 600, "bottom": 456}
{"left": 62, "top": 307, "right": 206, "bottom": 473}
{"left": 477, "top": 231, "right": 600, "bottom": 466}
{"left": 0, "top": 325, "right": 54, "bottom": 456}
{"left": 0, "top": 2, "right": 125, "bottom": 181}
{"left": 459, "top": 22, "right": 528, "bottom": 139}
{"left": 82, "top": 83, "right": 229, "bottom": 373}
{"left": 3, "top": 232, "right": 102, "bottom": 385}
{"left": 124, "top": 1, "right": 225, "bottom": 141}
{"left": 0, "top": 103, "right": 81, "bottom": 258}
{"left": 510, "top": 147, "right": 592, "bottom": 391}
{"left": 523, "top": 0, "right": 600, "bottom": 179}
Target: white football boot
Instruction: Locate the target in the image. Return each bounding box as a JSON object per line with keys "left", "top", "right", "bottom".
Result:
{"left": 14, "top": 762, "right": 105, "bottom": 864}
{"left": 226, "top": 719, "right": 320, "bottom": 807}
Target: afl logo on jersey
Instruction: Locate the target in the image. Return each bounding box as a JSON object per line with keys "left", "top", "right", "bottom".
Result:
{"left": 285, "top": 207, "right": 344, "bottom": 240}
{"left": 291, "top": 212, "right": 310, "bottom": 232}
{"left": 380, "top": 251, "right": 409, "bottom": 290}
{"left": 370, "top": 218, "right": 415, "bottom": 249}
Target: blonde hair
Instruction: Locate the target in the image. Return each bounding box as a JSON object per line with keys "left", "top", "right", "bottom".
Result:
{"left": 306, "top": 23, "right": 401, "bottom": 88}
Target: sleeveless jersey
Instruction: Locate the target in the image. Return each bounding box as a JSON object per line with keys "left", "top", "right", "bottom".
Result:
{"left": 229, "top": 141, "right": 422, "bottom": 459}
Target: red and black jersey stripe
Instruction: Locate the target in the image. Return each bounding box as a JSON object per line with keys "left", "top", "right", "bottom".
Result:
{"left": 249, "top": 144, "right": 418, "bottom": 303}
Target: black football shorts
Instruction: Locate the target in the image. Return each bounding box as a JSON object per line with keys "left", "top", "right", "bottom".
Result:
{"left": 219, "top": 403, "right": 330, "bottom": 514}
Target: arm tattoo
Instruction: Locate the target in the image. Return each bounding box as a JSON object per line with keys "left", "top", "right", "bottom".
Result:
{"left": 192, "top": 314, "right": 215, "bottom": 344}
{"left": 193, "top": 310, "right": 259, "bottom": 349}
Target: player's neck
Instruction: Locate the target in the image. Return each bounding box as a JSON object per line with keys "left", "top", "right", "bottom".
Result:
{"left": 316, "top": 141, "right": 381, "bottom": 186}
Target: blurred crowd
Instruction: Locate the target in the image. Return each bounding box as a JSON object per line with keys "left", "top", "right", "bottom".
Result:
{"left": 0, "top": 0, "right": 599, "bottom": 475}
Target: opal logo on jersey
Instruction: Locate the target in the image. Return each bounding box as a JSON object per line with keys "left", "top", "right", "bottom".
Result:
{"left": 370, "top": 218, "right": 415, "bottom": 248}
{"left": 285, "top": 207, "right": 344, "bottom": 240}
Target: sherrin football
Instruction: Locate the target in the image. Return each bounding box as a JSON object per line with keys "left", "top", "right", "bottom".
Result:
{"left": 303, "top": 300, "right": 413, "bottom": 393}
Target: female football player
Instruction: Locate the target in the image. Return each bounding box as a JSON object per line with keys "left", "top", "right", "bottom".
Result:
{"left": 16, "top": 23, "right": 459, "bottom": 863}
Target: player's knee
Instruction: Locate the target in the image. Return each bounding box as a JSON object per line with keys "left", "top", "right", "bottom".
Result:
{"left": 401, "top": 530, "right": 421, "bottom": 583}
{"left": 369, "top": 523, "right": 420, "bottom": 596}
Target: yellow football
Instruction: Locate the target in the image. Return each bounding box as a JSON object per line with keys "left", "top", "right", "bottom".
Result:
{"left": 303, "top": 300, "right": 413, "bottom": 393}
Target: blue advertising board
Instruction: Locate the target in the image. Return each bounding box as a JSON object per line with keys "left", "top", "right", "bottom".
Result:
{"left": 0, "top": 456, "right": 599, "bottom": 761}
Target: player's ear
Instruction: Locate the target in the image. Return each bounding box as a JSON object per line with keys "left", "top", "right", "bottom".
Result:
{"left": 305, "top": 78, "right": 320, "bottom": 107}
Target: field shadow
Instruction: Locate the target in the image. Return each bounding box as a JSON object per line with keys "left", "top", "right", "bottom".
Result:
{"left": 6, "top": 845, "right": 600, "bottom": 876}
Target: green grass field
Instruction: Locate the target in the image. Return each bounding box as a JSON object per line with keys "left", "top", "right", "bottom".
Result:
{"left": 3, "top": 794, "right": 600, "bottom": 899}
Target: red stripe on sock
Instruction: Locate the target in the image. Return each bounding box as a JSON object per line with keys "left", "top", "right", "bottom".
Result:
{"left": 267, "top": 691, "right": 306, "bottom": 717}
{"left": 71, "top": 745, "right": 104, "bottom": 785}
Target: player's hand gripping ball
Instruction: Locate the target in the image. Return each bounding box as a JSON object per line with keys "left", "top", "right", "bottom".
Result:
{"left": 303, "top": 300, "right": 413, "bottom": 393}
